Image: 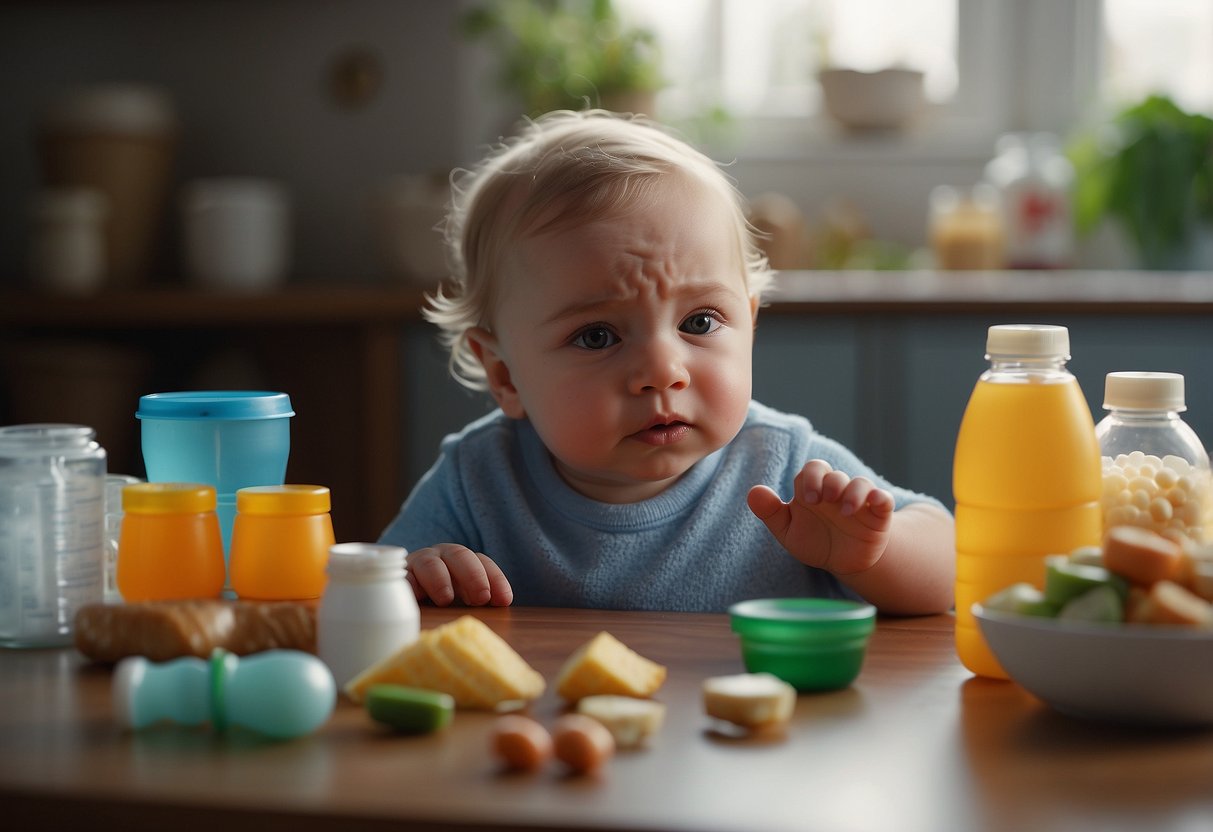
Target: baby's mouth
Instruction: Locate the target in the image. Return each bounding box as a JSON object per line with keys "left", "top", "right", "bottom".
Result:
{"left": 632, "top": 420, "right": 691, "bottom": 446}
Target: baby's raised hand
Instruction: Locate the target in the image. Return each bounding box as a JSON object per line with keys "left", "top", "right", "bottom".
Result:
{"left": 406, "top": 543, "right": 513, "bottom": 607}
{"left": 747, "top": 459, "right": 894, "bottom": 576}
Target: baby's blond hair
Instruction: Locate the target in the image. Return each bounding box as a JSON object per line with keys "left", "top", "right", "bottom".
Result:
{"left": 426, "top": 109, "right": 773, "bottom": 390}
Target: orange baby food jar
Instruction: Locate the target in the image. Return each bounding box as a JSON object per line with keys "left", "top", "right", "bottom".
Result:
{"left": 229, "top": 484, "right": 334, "bottom": 600}
{"left": 116, "top": 482, "right": 225, "bottom": 602}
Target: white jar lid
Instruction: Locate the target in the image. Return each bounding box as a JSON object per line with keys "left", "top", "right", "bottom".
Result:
{"left": 1104, "top": 371, "right": 1186, "bottom": 412}
{"left": 986, "top": 324, "right": 1069, "bottom": 359}
{"left": 326, "top": 542, "right": 407, "bottom": 579}
{"left": 41, "top": 84, "right": 177, "bottom": 135}
{"left": 181, "top": 177, "right": 289, "bottom": 210}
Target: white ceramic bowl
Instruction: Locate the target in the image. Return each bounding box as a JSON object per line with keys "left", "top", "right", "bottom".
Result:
{"left": 974, "top": 603, "right": 1213, "bottom": 727}
{"left": 817, "top": 68, "right": 925, "bottom": 132}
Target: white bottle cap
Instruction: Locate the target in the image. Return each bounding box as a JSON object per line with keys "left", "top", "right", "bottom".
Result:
{"left": 1103, "top": 371, "right": 1186, "bottom": 412}
{"left": 986, "top": 324, "right": 1070, "bottom": 359}
{"left": 326, "top": 542, "right": 407, "bottom": 580}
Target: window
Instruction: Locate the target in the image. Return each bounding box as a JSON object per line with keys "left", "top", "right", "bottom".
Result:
{"left": 617, "top": 0, "right": 957, "bottom": 119}
{"left": 1101, "top": 0, "right": 1213, "bottom": 114}
{"left": 612, "top": 0, "right": 1213, "bottom": 157}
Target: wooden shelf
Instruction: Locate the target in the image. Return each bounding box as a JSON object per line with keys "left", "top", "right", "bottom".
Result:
{"left": 0, "top": 284, "right": 425, "bottom": 326}
{"left": 0, "top": 285, "right": 427, "bottom": 544}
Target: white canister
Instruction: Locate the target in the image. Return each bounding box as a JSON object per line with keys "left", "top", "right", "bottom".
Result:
{"left": 181, "top": 177, "right": 290, "bottom": 291}
{"left": 29, "top": 188, "right": 109, "bottom": 295}
{"left": 317, "top": 542, "right": 419, "bottom": 689}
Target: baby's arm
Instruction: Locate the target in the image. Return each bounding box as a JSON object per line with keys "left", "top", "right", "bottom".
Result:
{"left": 747, "top": 459, "right": 955, "bottom": 615}
{"left": 406, "top": 543, "right": 514, "bottom": 607}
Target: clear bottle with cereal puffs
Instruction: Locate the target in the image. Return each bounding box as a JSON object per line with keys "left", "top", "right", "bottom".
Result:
{"left": 1096, "top": 372, "right": 1212, "bottom": 545}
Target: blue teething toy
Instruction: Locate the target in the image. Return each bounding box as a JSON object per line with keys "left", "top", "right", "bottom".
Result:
{"left": 113, "top": 648, "right": 336, "bottom": 739}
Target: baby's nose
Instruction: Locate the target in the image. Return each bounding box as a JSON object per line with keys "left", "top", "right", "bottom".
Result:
{"left": 628, "top": 337, "right": 690, "bottom": 393}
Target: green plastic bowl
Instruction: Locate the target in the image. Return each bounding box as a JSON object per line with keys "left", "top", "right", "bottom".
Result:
{"left": 729, "top": 598, "right": 876, "bottom": 691}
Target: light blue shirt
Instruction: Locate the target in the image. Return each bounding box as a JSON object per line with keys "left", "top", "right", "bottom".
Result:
{"left": 380, "top": 400, "right": 946, "bottom": 613}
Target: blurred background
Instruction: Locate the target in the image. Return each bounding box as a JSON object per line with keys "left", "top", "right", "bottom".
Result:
{"left": 2, "top": 0, "right": 1212, "bottom": 540}
{"left": 2, "top": 0, "right": 1210, "bottom": 281}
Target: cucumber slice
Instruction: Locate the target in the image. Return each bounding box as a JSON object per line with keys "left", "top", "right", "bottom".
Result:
{"left": 1067, "top": 546, "right": 1104, "bottom": 568}
{"left": 982, "top": 583, "right": 1060, "bottom": 617}
{"left": 365, "top": 684, "right": 455, "bottom": 734}
{"left": 1043, "top": 555, "right": 1129, "bottom": 607}
{"left": 1058, "top": 584, "right": 1125, "bottom": 624}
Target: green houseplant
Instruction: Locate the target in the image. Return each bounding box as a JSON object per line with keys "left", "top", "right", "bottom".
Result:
{"left": 460, "top": 0, "right": 663, "bottom": 118}
{"left": 1069, "top": 95, "right": 1213, "bottom": 270}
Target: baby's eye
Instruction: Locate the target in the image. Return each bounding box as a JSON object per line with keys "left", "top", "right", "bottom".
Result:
{"left": 680, "top": 311, "right": 722, "bottom": 336}
{"left": 572, "top": 326, "right": 619, "bottom": 350}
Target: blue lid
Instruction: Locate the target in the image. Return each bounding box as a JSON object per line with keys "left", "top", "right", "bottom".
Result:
{"left": 136, "top": 391, "right": 294, "bottom": 421}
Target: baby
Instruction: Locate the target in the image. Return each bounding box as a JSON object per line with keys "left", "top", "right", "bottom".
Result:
{"left": 380, "top": 109, "right": 955, "bottom": 615}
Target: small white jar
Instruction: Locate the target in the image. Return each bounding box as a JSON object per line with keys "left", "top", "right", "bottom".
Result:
{"left": 29, "top": 187, "right": 109, "bottom": 295}
{"left": 181, "top": 176, "right": 290, "bottom": 291}
{"left": 317, "top": 542, "right": 419, "bottom": 689}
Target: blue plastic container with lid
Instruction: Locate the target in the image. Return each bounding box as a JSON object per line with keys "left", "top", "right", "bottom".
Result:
{"left": 136, "top": 391, "right": 294, "bottom": 570}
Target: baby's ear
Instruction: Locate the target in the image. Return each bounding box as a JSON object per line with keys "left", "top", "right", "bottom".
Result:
{"left": 467, "top": 328, "right": 526, "bottom": 419}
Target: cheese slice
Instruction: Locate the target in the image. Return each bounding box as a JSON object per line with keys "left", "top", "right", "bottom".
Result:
{"left": 432, "top": 615, "right": 545, "bottom": 705}
{"left": 343, "top": 615, "right": 544, "bottom": 708}
{"left": 555, "top": 631, "right": 667, "bottom": 702}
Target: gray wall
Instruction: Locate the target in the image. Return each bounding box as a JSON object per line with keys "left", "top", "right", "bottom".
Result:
{"left": 0, "top": 1, "right": 469, "bottom": 286}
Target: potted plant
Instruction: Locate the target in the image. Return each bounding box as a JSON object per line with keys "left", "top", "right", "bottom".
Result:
{"left": 1069, "top": 95, "right": 1213, "bottom": 270}
{"left": 460, "top": 0, "right": 663, "bottom": 118}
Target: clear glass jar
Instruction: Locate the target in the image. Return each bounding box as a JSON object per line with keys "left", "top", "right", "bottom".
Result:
{"left": 1096, "top": 372, "right": 1212, "bottom": 544}
{"left": 929, "top": 183, "right": 1004, "bottom": 270}
{"left": 104, "top": 473, "right": 142, "bottom": 603}
{"left": 0, "top": 424, "right": 106, "bottom": 648}
{"left": 983, "top": 132, "right": 1074, "bottom": 269}
{"left": 317, "top": 542, "right": 419, "bottom": 689}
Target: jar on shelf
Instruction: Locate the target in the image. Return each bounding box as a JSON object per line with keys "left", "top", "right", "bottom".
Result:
{"left": 929, "top": 183, "right": 1004, "bottom": 270}
{"left": 983, "top": 132, "right": 1074, "bottom": 269}
{"left": 1096, "top": 372, "right": 1212, "bottom": 544}
{"left": 28, "top": 188, "right": 109, "bottom": 295}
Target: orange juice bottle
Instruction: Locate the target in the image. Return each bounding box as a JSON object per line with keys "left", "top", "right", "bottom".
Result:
{"left": 116, "top": 483, "right": 225, "bottom": 601}
{"left": 229, "top": 485, "right": 334, "bottom": 600}
{"left": 953, "top": 324, "right": 1102, "bottom": 678}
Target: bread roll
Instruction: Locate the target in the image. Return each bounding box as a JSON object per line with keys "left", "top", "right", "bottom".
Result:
{"left": 73, "top": 599, "right": 316, "bottom": 663}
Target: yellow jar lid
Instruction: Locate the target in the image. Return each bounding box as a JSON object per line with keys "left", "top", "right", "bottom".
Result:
{"left": 123, "top": 482, "right": 216, "bottom": 513}
{"left": 236, "top": 484, "right": 331, "bottom": 515}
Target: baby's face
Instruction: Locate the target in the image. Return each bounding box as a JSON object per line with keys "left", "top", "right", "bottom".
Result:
{"left": 487, "top": 175, "right": 756, "bottom": 503}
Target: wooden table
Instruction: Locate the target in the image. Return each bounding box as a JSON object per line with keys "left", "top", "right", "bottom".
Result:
{"left": 4, "top": 607, "right": 1212, "bottom": 832}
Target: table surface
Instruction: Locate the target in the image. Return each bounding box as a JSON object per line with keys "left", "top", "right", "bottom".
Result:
{"left": 3, "top": 606, "right": 1212, "bottom": 832}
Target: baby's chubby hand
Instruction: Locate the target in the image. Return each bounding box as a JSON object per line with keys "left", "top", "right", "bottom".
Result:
{"left": 747, "top": 459, "right": 894, "bottom": 577}
{"left": 406, "top": 543, "right": 513, "bottom": 607}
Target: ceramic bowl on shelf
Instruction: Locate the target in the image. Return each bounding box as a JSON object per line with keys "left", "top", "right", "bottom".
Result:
{"left": 817, "top": 67, "right": 925, "bottom": 132}
{"left": 974, "top": 603, "right": 1213, "bottom": 727}
{"left": 729, "top": 598, "right": 876, "bottom": 691}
